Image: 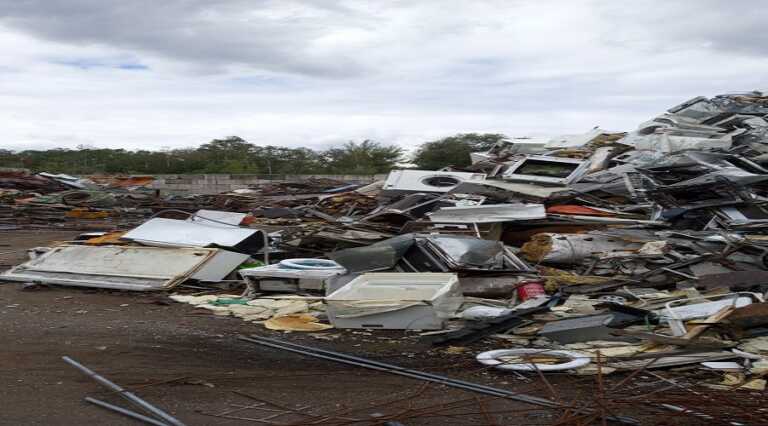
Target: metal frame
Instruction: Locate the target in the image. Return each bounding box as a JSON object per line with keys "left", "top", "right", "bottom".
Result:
{"left": 502, "top": 155, "right": 590, "bottom": 186}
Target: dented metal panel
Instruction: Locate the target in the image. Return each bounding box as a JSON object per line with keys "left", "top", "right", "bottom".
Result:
{"left": 381, "top": 170, "right": 486, "bottom": 195}
{"left": 0, "top": 245, "right": 235, "bottom": 291}
{"left": 121, "top": 218, "right": 264, "bottom": 253}
{"left": 427, "top": 203, "right": 546, "bottom": 223}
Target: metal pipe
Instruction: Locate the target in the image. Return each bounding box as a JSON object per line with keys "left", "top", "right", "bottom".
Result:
{"left": 241, "top": 336, "right": 559, "bottom": 405}
{"left": 239, "top": 336, "right": 639, "bottom": 425}
{"left": 240, "top": 337, "right": 555, "bottom": 404}
{"left": 660, "top": 403, "right": 745, "bottom": 426}
{"left": 261, "top": 229, "right": 270, "bottom": 265}
{"left": 84, "top": 397, "right": 170, "bottom": 426}
{"left": 62, "top": 356, "right": 186, "bottom": 426}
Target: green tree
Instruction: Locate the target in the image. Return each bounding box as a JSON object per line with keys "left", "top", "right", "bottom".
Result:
{"left": 0, "top": 136, "right": 406, "bottom": 175}
{"left": 321, "top": 140, "right": 403, "bottom": 174}
{"left": 0, "top": 149, "right": 22, "bottom": 168}
{"left": 412, "top": 133, "right": 507, "bottom": 170}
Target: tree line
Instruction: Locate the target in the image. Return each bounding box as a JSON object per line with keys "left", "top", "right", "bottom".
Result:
{"left": 0, "top": 133, "right": 506, "bottom": 175}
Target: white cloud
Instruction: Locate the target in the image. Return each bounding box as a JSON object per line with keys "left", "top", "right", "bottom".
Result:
{"left": 0, "top": 0, "right": 767, "bottom": 151}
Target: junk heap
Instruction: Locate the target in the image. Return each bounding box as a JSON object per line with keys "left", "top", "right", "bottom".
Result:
{"left": 3, "top": 92, "right": 768, "bottom": 410}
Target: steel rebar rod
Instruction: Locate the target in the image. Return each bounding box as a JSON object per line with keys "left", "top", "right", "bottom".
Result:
{"left": 62, "top": 356, "right": 186, "bottom": 426}
{"left": 239, "top": 335, "right": 558, "bottom": 407}
{"left": 239, "top": 335, "right": 639, "bottom": 425}
{"left": 84, "top": 397, "right": 170, "bottom": 426}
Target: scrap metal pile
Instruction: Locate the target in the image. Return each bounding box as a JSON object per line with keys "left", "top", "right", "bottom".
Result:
{"left": 0, "top": 171, "right": 159, "bottom": 230}
{"left": 3, "top": 91, "right": 768, "bottom": 423}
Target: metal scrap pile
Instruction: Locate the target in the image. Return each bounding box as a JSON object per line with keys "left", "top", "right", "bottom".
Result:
{"left": 168, "top": 91, "right": 768, "bottom": 398}
{"left": 3, "top": 91, "right": 768, "bottom": 422}
{"left": 0, "top": 169, "right": 70, "bottom": 193}
{"left": 232, "top": 177, "right": 355, "bottom": 196}
{"left": 0, "top": 171, "right": 159, "bottom": 230}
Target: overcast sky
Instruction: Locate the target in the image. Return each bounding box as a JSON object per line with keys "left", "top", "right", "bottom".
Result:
{"left": 1, "top": 0, "right": 767, "bottom": 152}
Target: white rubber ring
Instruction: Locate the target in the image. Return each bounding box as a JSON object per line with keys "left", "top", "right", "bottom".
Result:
{"left": 476, "top": 349, "right": 591, "bottom": 372}
{"left": 278, "top": 258, "right": 343, "bottom": 270}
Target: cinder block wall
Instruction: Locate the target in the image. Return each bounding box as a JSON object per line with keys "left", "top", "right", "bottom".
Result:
{"left": 149, "top": 174, "right": 387, "bottom": 195}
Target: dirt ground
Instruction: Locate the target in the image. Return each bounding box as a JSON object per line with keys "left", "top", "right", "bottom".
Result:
{"left": 0, "top": 230, "right": 701, "bottom": 426}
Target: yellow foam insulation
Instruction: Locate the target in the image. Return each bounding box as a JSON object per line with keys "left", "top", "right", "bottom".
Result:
{"left": 520, "top": 234, "right": 553, "bottom": 262}
{"left": 264, "top": 314, "right": 333, "bottom": 332}
{"left": 85, "top": 231, "right": 127, "bottom": 245}
{"left": 537, "top": 266, "right": 612, "bottom": 292}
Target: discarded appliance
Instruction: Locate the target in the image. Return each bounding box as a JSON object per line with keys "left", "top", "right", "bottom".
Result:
{"left": 239, "top": 261, "right": 346, "bottom": 292}
{"left": 381, "top": 170, "right": 486, "bottom": 196}
{"left": 449, "top": 180, "right": 569, "bottom": 203}
{"left": 0, "top": 245, "right": 248, "bottom": 291}
{"left": 502, "top": 155, "right": 590, "bottom": 186}
{"left": 325, "top": 272, "right": 463, "bottom": 330}
{"left": 418, "top": 235, "right": 533, "bottom": 272}
{"left": 121, "top": 218, "right": 265, "bottom": 254}
{"left": 328, "top": 233, "right": 534, "bottom": 275}
{"left": 278, "top": 258, "right": 343, "bottom": 270}
{"left": 427, "top": 203, "right": 546, "bottom": 223}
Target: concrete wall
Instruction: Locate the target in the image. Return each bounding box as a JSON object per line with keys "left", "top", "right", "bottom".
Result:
{"left": 149, "top": 174, "right": 387, "bottom": 195}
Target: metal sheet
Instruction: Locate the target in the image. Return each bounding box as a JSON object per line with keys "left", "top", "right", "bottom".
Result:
{"left": 608, "top": 351, "right": 737, "bottom": 371}
{"left": 329, "top": 234, "right": 532, "bottom": 273}
{"left": 189, "top": 209, "right": 247, "bottom": 227}
{"left": 122, "top": 218, "right": 264, "bottom": 252}
{"left": 424, "top": 235, "right": 504, "bottom": 269}
{"left": 449, "top": 180, "right": 568, "bottom": 201}
{"left": 382, "top": 170, "right": 486, "bottom": 194}
{"left": 428, "top": 203, "right": 546, "bottom": 223}
{"left": 329, "top": 244, "right": 403, "bottom": 273}
{"left": 191, "top": 250, "right": 250, "bottom": 281}
{"left": 0, "top": 245, "right": 232, "bottom": 291}
{"left": 502, "top": 155, "right": 590, "bottom": 186}
{"left": 239, "top": 263, "right": 346, "bottom": 280}
{"left": 618, "top": 132, "right": 733, "bottom": 153}
{"left": 544, "top": 128, "right": 618, "bottom": 149}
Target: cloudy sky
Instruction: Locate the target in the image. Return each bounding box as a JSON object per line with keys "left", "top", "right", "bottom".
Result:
{"left": 1, "top": 0, "right": 767, "bottom": 151}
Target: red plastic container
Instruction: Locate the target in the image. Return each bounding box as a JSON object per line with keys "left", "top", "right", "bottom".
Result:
{"left": 517, "top": 280, "right": 546, "bottom": 301}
